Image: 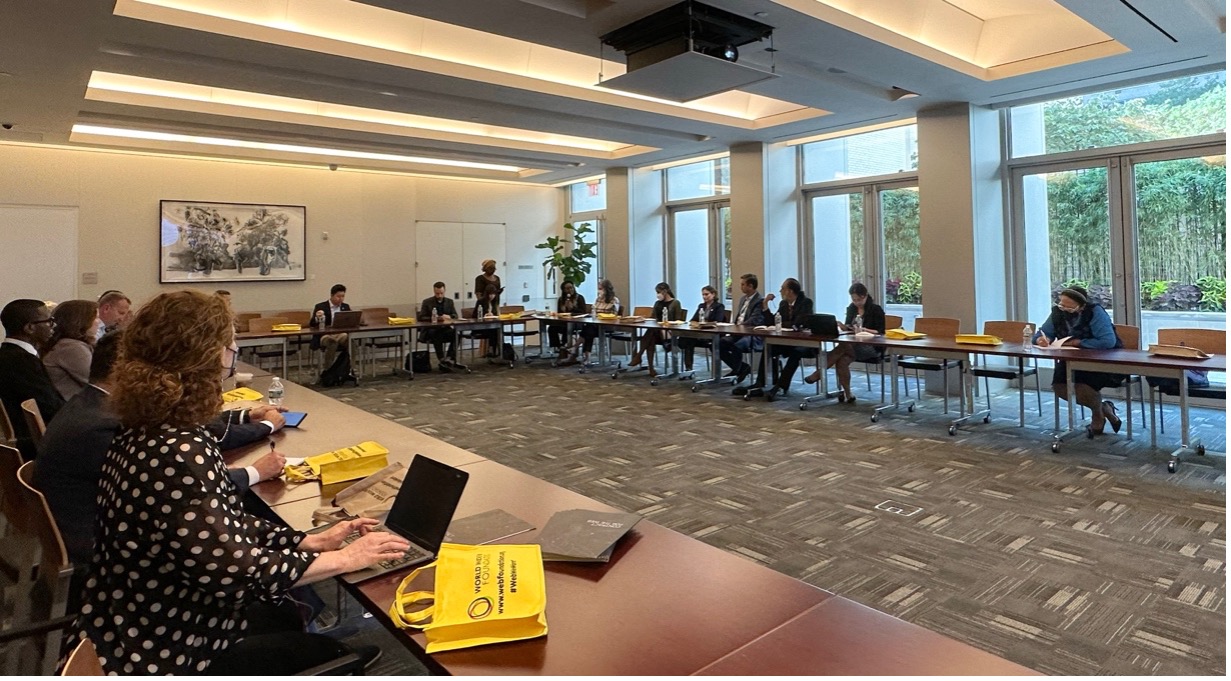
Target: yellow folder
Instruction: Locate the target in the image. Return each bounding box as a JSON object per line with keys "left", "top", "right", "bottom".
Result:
{"left": 884, "top": 328, "right": 926, "bottom": 340}
{"left": 954, "top": 334, "right": 1003, "bottom": 345}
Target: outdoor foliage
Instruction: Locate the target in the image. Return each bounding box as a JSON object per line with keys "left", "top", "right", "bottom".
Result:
{"left": 1041, "top": 75, "right": 1226, "bottom": 312}
{"left": 882, "top": 188, "right": 921, "bottom": 304}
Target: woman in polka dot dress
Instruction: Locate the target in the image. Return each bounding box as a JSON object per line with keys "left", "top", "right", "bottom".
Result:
{"left": 68, "top": 291, "right": 410, "bottom": 675}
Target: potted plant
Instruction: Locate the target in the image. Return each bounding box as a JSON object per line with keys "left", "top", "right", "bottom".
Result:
{"left": 536, "top": 222, "right": 597, "bottom": 294}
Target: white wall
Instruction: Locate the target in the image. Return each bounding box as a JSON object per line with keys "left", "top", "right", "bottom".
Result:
{"left": 0, "top": 144, "right": 560, "bottom": 314}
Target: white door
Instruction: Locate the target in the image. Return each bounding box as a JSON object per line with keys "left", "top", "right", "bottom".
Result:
{"left": 0, "top": 205, "right": 78, "bottom": 303}
{"left": 414, "top": 221, "right": 466, "bottom": 307}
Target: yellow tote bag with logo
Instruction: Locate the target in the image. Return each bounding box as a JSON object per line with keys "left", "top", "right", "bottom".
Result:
{"left": 388, "top": 543, "right": 548, "bottom": 653}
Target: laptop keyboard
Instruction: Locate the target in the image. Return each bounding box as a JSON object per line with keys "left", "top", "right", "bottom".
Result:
{"left": 343, "top": 527, "right": 429, "bottom": 571}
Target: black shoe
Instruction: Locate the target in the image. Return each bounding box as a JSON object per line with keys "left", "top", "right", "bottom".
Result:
{"left": 732, "top": 386, "right": 749, "bottom": 396}
{"left": 438, "top": 363, "right": 453, "bottom": 373}
{"left": 765, "top": 386, "right": 780, "bottom": 402}
{"left": 735, "top": 363, "right": 752, "bottom": 384}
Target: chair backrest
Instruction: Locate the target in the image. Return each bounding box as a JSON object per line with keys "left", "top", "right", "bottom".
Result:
{"left": 1157, "top": 328, "right": 1225, "bottom": 356}
{"left": 276, "top": 310, "right": 313, "bottom": 326}
{"left": 20, "top": 400, "right": 46, "bottom": 444}
{"left": 1113, "top": 323, "right": 1141, "bottom": 350}
{"left": 1, "top": 446, "right": 72, "bottom": 675}
{"left": 61, "top": 638, "right": 104, "bottom": 676}
{"left": 235, "top": 312, "right": 262, "bottom": 332}
{"left": 247, "top": 317, "right": 289, "bottom": 334}
{"left": 913, "top": 317, "right": 960, "bottom": 337}
{"left": 723, "top": 309, "right": 732, "bottom": 323}
{"left": 884, "top": 314, "right": 904, "bottom": 330}
{"left": 983, "top": 320, "right": 1034, "bottom": 340}
{"left": 0, "top": 403, "right": 15, "bottom": 445}
{"left": 461, "top": 307, "right": 475, "bottom": 319}
{"left": 633, "top": 306, "right": 654, "bottom": 317}
{"left": 504, "top": 305, "right": 525, "bottom": 314}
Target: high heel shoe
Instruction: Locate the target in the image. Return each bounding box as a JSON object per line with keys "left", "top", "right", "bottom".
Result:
{"left": 1101, "top": 400, "right": 1122, "bottom": 434}
{"left": 804, "top": 372, "right": 820, "bottom": 385}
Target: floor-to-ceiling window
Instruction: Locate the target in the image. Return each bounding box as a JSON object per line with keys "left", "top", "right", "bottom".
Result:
{"left": 566, "top": 177, "right": 605, "bottom": 304}
{"left": 1008, "top": 72, "right": 1226, "bottom": 345}
{"left": 800, "top": 124, "right": 920, "bottom": 327}
{"left": 664, "top": 157, "right": 731, "bottom": 306}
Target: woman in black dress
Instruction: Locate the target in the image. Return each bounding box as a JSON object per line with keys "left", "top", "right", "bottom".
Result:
{"left": 805, "top": 282, "right": 886, "bottom": 402}
{"left": 69, "top": 291, "right": 410, "bottom": 674}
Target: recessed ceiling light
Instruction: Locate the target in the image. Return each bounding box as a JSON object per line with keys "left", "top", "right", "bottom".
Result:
{"left": 70, "top": 124, "right": 524, "bottom": 172}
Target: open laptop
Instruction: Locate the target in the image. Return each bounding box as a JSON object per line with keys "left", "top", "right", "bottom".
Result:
{"left": 340, "top": 455, "right": 469, "bottom": 583}
{"left": 330, "top": 310, "right": 364, "bottom": 330}
{"left": 801, "top": 313, "right": 841, "bottom": 338}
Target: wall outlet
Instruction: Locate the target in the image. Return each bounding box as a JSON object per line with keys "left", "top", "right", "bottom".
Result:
{"left": 81, "top": 272, "right": 98, "bottom": 285}
{"left": 521, "top": 294, "right": 530, "bottom": 303}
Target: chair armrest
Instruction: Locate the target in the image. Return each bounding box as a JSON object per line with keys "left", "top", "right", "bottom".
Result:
{"left": 0, "top": 614, "right": 75, "bottom": 644}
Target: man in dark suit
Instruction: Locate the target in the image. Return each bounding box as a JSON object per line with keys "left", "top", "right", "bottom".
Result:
{"left": 34, "top": 332, "right": 290, "bottom": 566}
{"left": 761, "top": 278, "right": 815, "bottom": 401}
{"left": 0, "top": 299, "right": 64, "bottom": 459}
{"left": 718, "top": 274, "right": 766, "bottom": 391}
{"left": 417, "top": 281, "right": 459, "bottom": 371}
{"left": 310, "top": 283, "right": 351, "bottom": 369}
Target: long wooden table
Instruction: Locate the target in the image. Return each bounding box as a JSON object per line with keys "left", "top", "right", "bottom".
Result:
{"left": 227, "top": 373, "right": 1036, "bottom": 675}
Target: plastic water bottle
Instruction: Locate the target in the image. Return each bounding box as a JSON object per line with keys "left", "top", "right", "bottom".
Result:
{"left": 774, "top": 312, "right": 783, "bottom": 331}
{"left": 267, "top": 377, "right": 284, "bottom": 407}
{"left": 431, "top": 308, "right": 439, "bottom": 323}
{"left": 853, "top": 314, "right": 863, "bottom": 334}
{"left": 661, "top": 306, "right": 669, "bottom": 323}
{"left": 1022, "top": 325, "right": 1033, "bottom": 352}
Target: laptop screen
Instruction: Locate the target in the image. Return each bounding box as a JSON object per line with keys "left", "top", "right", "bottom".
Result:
{"left": 385, "top": 455, "right": 469, "bottom": 552}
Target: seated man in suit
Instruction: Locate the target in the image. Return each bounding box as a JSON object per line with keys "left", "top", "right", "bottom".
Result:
{"left": 34, "top": 331, "right": 289, "bottom": 567}
{"left": 0, "top": 299, "right": 65, "bottom": 459}
{"left": 417, "top": 281, "right": 459, "bottom": 371}
{"left": 310, "top": 283, "right": 351, "bottom": 369}
{"left": 718, "top": 274, "right": 766, "bottom": 392}
{"left": 96, "top": 290, "right": 132, "bottom": 340}
{"left": 760, "top": 278, "right": 815, "bottom": 401}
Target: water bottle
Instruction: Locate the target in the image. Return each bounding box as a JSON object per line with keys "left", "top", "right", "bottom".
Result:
{"left": 774, "top": 312, "right": 783, "bottom": 331}
{"left": 661, "top": 306, "right": 669, "bottom": 323}
{"left": 853, "top": 314, "right": 863, "bottom": 334}
{"left": 431, "top": 308, "right": 439, "bottom": 323}
{"left": 1021, "top": 325, "right": 1033, "bottom": 352}
{"left": 267, "top": 377, "right": 284, "bottom": 407}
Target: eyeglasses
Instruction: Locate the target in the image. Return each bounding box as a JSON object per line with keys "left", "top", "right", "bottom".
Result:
{"left": 31, "top": 318, "right": 56, "bottom": 327}
{"left": 224, "top": 343, "right": 239, "bottom": 377}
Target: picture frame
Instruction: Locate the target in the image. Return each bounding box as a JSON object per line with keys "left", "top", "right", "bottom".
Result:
{"left": 159, "top": 200, "right": 306, "bottom": 283}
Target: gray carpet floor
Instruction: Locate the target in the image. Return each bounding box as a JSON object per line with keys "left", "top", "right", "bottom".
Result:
{"left": 307, "top": 352, "right": 1226, "bottom": 676}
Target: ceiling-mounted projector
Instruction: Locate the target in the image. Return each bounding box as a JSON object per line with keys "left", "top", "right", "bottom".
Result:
{"left": 599, "top": 1, "right": 777, "bottom": 102}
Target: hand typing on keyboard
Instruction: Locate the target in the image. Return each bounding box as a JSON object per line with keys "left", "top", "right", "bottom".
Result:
{"left": 302, "top": 517, "right": 382, "bottom": 552}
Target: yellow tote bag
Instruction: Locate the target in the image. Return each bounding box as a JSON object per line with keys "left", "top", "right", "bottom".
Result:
{"left": 388, "top": 543, "right": 548, "bottom": 653}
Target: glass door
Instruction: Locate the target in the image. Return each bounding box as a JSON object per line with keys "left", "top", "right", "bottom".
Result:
{"left": 808, "top": 191, "right": 864, "bottom": 317}
{"left": 668, "top": 201, "right": 729, "bottom": 309}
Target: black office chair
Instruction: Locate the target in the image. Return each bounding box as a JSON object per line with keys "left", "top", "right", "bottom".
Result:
{"left": 895, "top": 317, "right": 963, "bottom": 413}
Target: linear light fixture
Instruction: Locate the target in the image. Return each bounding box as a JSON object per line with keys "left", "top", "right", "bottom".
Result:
{"left": 70, "top": 124, "right": 524, "bottom": 172}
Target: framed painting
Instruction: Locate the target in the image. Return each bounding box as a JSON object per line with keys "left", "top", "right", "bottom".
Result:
{"left": 159, "top": 200, "right": 306, "bottom": 283}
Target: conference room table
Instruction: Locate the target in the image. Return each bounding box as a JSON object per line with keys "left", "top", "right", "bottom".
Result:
{"left": 223, "top": 373, "right": 1035, "bottom": 675}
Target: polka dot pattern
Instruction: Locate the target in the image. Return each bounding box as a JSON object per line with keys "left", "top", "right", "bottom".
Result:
{"left": 71, "top": 425, "right": 315, "bottom": 675}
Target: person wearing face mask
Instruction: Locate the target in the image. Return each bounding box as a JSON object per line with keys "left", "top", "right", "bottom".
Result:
{"left": 1034, "top": 286, "right": 1125, "bottom": 436}
{"left": 69, "top": 290, "right": 403, "bottom": 675}
{"left": 677, "top": 285, "right": 725, "bottom": 374}
{"left": 548, "top": 280, "right": 586, "bottom": 362}
{"left": 629, "top": 282, "right": 684, "bottom": 377}
{"left": 0, "top": 298, "right": 65, "bottom": 459}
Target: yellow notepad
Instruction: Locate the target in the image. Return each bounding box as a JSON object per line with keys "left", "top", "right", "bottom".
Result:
{"left": 271, "top": 323, "right": 302, "bottom": 332}
{"left": 954, "top": 334, "right": 1003, "bottom": 345}
{"left": 387, "top": 316, "right": 416, "bottom": 325}
{"left": 885, "top": 329, "right": 926, "bottom": 340}
{"left": 221, "top": 386, "right": 264, "bottom": 403}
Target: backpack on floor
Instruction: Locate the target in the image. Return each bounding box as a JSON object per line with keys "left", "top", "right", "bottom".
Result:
{"left": 320, "top": 348, "right": 357, "bottom": 387}
{"left": 405, "top": 350, "right": 432, "bottom": 373}
{"left": 502, "top": 342, "right": 516, "bottom": 362}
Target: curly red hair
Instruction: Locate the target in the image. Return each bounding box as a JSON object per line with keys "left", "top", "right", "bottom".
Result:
{"left": 110, "top": 290, "right": 234, "bottom": 430}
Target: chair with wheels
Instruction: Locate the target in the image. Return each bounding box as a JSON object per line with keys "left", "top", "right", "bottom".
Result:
{"left": 1149, "top": 328, "right": 1226, "bottom": 452}
{"left": 965, "top": 321, "right": 1043, "bottom": 429}
{"left": 895, "top": 317, "right": 963, "bottom": 413}
{"left": 854, "top": 314, "right": 902, "bottom": 402}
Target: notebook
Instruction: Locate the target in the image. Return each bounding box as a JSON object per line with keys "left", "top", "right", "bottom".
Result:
{"left": 340, "top": 455, "right": 469, "bottom": 583}
{"left": 330, "top": 310, "right": 364, "bottom": 330}
{"left": 536, "top": 509, "right": 641, "bottom": 562}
